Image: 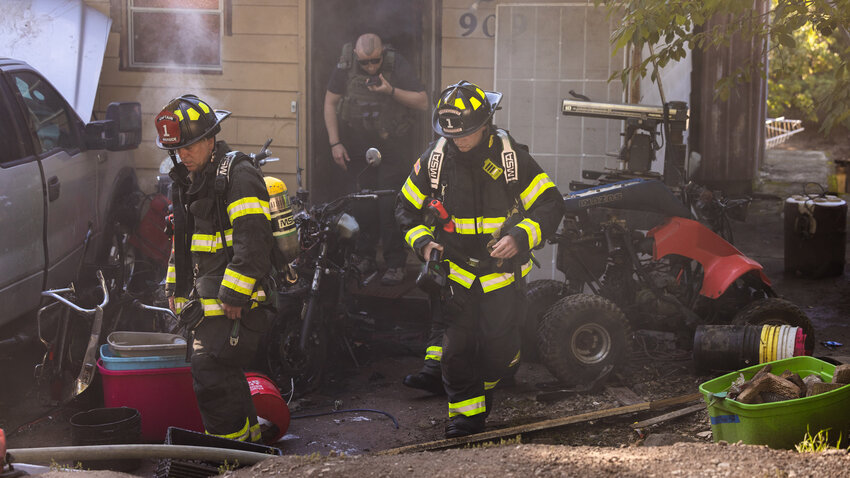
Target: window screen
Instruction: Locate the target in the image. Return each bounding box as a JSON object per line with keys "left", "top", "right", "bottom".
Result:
{"left": 127, "top": 0, "right": 223, "bottom": 71}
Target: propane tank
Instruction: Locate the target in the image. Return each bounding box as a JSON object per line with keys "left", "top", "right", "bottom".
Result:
{"left": 264, "top": 176, "right": 299, "bottom": 263}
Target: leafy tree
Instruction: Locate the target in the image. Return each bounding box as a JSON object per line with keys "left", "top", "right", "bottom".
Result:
{"left": 598, "top": 0, "right": 850, "bottom": 133}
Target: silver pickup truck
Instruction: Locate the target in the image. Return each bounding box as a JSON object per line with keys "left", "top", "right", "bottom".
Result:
{"left": 0, "top": 58, "right": 141, "bottom": 339}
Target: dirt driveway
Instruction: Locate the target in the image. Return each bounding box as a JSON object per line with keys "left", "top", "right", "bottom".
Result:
{"left": 4, "top": 189, "right": 850, "bottom": 476}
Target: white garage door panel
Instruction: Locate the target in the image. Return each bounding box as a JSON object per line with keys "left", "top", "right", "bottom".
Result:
{"left": 495, "top": 3, "right": 625, "bottom": 280}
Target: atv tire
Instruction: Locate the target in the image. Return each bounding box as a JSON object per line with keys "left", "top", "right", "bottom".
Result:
{"left": 731, "top": 298, "right": 815, "bottom": 353}
{"left": 522, "top": 280, "right": 570, "bottom": 362}
{"left": 537, "top": 293, "right": 630, "bottom": 386}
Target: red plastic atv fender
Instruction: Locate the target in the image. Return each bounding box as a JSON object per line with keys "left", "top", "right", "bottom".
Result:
{"left": 647, "top": 217, "right": 770, "bottom": 299}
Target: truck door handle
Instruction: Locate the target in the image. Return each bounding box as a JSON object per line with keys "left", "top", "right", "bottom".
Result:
{"left": 47, "top": 176, "right": 60, "bottom": 201}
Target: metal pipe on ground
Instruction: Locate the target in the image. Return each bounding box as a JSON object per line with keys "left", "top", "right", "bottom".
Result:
{"left": 7, "top": 444, "right": 275, "bottom": 466}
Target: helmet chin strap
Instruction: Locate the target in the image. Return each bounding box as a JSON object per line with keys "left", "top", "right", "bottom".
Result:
{"left": 167, "top": 149, "right": 190, "bottom": 186}
{"left": 168, "top": 149, "right": 179, "bottom": 168}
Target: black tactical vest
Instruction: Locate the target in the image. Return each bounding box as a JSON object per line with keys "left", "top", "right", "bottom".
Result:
{"left": 336, "top": 42, "right": 413, "bottom": 138}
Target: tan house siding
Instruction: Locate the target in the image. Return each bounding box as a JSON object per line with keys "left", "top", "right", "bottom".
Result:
{"left": 88, "top": 0, "right": 306, "bottom": 193}
{"left": 86, "top": 0, "right": 600, "bottom": 194}
{"left": 441, "top": 0, "right": 551, "bottom": 90}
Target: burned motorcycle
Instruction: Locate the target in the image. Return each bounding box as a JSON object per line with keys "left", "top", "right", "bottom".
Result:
{"left": 263, "top": 149, "right": 396, "bottom": 395}
{"left": 529, "top": 178, "right": 814, "bottom": 386}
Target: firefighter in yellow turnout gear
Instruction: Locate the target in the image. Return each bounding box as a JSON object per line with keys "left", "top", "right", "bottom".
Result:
{"left": 395, "top": 81, "right": 565, "bottom": 437}
{"left": 156, "top": 94, "right": 274, "bottom": 443}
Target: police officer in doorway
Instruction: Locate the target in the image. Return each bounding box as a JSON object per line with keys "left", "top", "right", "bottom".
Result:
{"left": 157, "top": 94, "right": 274, "bottom": 443}
{"left": 395, "top": 81, "right": 565, "bottom": 437}
{"left": 324, "top": 32, "right": 429, "bottom": 286}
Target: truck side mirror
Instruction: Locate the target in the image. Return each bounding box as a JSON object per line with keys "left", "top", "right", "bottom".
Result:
{"left": 84, "top": 102, "right": 142, "bottom": 151}
{"left": 105, "top": 102, "right": 142, "bottom": 151}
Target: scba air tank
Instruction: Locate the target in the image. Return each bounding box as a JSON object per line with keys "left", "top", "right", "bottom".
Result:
{"left": 264, "top": 176, "right": 299, "bottom": 262}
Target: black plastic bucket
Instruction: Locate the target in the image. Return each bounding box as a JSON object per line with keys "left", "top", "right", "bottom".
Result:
{"left": 70, "top": 406, "right": 141, "bottom": 470}
{"left": 693, "top": 325, "right": 762, "bottom": 373}
{"left": 784, "top": 194, "right": 847, "bottom": 278}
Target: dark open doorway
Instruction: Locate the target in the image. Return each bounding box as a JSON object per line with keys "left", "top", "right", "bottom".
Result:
{"left": 307, "top": 0, "right": 439, "bottom": 203}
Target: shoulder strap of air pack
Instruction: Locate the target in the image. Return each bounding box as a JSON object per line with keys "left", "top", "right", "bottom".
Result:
{"left": 427, "top": 137, "right": 448, "bottom": 196}
{"left": 495, "top": 129, "right": 518, "bottom": 187}
{"left": 213, "top": 151, "right": 249, "bottom": 262}
{"left": 426, "top": 131, "right": 520, "bottom": 198}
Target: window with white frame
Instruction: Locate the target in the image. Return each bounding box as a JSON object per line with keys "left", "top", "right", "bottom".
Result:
{"left": 126, "top": 0, "right": 223, "bottom": 71}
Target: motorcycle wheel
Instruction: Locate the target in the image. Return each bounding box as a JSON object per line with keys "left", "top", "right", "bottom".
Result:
{"left": 731, "top": 298, "right": 815, "bottom": 352}
{"left": 537, "top": 293, "right": 630, "bottom": 386}
{"left": 266, "top": 307, "right": 328, "bottom": 397}
{"left": 522, "top": 280, "right": 570, "bottom": 362}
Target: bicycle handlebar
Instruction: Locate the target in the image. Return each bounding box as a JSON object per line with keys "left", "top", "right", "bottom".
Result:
{"left": 40, "top": 270, "right": 109, "bottom": 314}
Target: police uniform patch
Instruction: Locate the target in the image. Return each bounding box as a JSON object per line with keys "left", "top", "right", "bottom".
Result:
{"left": 414, "top": 160, "right": 421, "bottom": 175}
{"left": 482, "top": 159, "right": 503, "bottom": 180}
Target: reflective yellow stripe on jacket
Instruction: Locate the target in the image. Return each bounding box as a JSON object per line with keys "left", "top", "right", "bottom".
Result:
{"left": 173, "top": 296, "right": 188, "bottom": 315}
{"left": 479, "top": 260, "right": 534, "bottom": 293}
{"left": 446, "top": 260, "right": 476, "bottom": 289}
{"left": 453, "top": 216, "right": 505, "bottom": 235}
{"left": 401, "top": 176, "right": 427, "bottom": 210}
{"left": 199, "top": 289, "right": 267, "bottom": 317}
{"left": 191, "top": 230, "right": 234, "bottom": 253}
{"left": 227, "top": 197, "right": 271, "bottom": 222}
{"left": 166, "top": 265, "right": 176, "bottom": 285}
{"left": 516, "top": 217, "right": 542, "bottom": 249}
{"left": 404, "top": 224, "right": 434, "bottom": 250}
{"left": 446, "top": 259, "right": 533, "bottom": 293}
{"left": 520, "top": 173, "right": 555, "bottom": 210}
{"left": 222, "top": 267, "right": 257, "bottom": 296}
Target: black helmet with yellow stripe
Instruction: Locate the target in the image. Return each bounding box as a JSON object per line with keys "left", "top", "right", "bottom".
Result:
{"left": 154, "top": 94, "right": 231, "bottom": 150}
{"left": 432, "top": 80, "right": 502, "bottom": 138}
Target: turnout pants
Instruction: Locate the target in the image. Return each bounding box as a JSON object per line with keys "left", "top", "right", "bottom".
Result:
{"left": 191, "top": 307, "right": 271, "bottom": 442}
{"left": 419, "top": 297, "right": 447, "bottom": 378}
{"left": 442, "top": 282, "right": 522, "bottom": 420}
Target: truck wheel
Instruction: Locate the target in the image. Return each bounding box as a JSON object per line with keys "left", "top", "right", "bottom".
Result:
{"left": 537, "top": 293, "right": 630, "bottom": 386}
{"left": 731, "top": 298, "right": 815, "bottom": 352}
{"left": 522, "top": 280, "right": 569, "bottom": 362}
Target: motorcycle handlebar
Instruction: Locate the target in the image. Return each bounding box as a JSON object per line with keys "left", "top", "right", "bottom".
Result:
{"left": 318, "top": 189, "right": 398, "bottom": 215}
{"left": 349, "top": 189, "right": 397, "bottom": 199}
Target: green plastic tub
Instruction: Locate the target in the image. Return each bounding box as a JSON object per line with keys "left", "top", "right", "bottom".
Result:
{"left": 699, "top": 356, "right": 850, "bottom": 449}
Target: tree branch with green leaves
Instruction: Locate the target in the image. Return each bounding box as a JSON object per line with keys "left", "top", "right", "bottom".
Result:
{"left": 598, "top": 0, "right": 850, "bottom": 134}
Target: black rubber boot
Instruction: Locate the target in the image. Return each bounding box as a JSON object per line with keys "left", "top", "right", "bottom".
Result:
{"left": 402, "top": 371, "right": 445, "bottom": 395}
{"left": 445, "top": 415, "right": 485, "bottom": 438}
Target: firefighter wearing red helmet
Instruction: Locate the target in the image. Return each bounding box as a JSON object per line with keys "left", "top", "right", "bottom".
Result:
{"left": 395, "top": 81, "right": 565, "bottom": 437}
{"left": 156, "top": 94, "right": 274, "bottom": 443}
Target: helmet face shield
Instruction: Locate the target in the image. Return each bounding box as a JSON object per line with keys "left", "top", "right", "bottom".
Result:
{"left": 155, "top": 94, "right": 230, "bottom": 150}
{"left": 432, "top": 81, "right": 502, "bottom": 138}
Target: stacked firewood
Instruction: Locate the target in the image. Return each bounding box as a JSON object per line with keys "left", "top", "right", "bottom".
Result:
{"left": 727, "top": 364, "right": 850, "bottom": 404}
